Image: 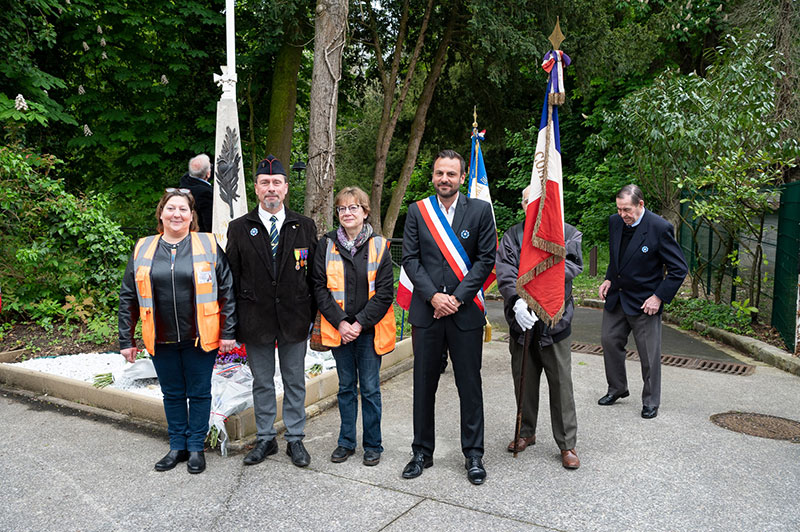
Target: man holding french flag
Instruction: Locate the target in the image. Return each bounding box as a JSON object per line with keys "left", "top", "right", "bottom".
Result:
{"left": 399, "top": 149, "right": 496, "bottom": 485}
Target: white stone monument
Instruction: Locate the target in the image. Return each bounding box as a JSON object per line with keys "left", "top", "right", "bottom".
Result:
{"left": 211, "top": 0, "right": 248, "bottom": 249}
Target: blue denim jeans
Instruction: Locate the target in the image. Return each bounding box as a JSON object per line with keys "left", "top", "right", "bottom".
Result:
{"left": 332, "top": 332, "right": 383, "bottom": 452}
{"left": 151, "top": 342, "right": 217, "bottom": 452}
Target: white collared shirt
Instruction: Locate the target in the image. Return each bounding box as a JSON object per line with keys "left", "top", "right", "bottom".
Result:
{"left": 438, "top": 192, "right": 459, "bottom": 226}
{"left": 258, "top": 204, "right": 286, "bottom": 234}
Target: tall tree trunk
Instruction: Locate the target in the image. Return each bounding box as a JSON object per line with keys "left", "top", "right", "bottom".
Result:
{"left": 305, "top": 0, "right": 348, "bottom": 235}
{"left": 381, "top": 15, "right": 455, "bottom": 238}
{"left": 265, "top": 38, "right": 305, "bottom": 167}
{"left": 774, "top": 0, "right": 798, "bottom": 182}
{"left": 366, "top": 0, "right": 434, "bottom": 235}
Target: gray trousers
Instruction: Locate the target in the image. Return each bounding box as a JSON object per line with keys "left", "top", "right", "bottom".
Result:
{"left": 247, "top": 339, "right": 307, "bottom": 442}
{"left": 510, "top": 335, "right": 577, "bottom": 451}
{"left": 601, "top": 304, "right": 662, "bottom": 407}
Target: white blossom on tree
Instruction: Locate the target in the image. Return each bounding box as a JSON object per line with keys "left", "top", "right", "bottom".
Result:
{"left": 14, "top": 94, "right": 28, "bottom": 111}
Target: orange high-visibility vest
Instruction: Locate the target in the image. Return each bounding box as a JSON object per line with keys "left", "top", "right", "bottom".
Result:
{"left": 132, "top": 233, "right": 221, "bottom": 354}
{"left": 320, "top": 235, "right": 396, "bottom": 355}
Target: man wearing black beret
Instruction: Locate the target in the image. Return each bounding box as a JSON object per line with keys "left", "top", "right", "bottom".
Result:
{"left": 226, "top": 155, "right": 319, "bottom": 467}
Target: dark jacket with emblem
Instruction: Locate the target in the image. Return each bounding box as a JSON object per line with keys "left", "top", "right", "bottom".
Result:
{"left": 496, "top": 222, "right": 582, "bottom": 348}
{"left": 226, "top": 206, "right": 318, "bottom": 345}
{"left": 401, "top": 194, "right": 496, "bottom": 330}
{"left": 604, "top": 208, "right": 688, "bottom": 315}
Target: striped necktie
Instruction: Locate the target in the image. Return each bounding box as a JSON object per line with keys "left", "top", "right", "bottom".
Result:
{"left": 269, "top": 215, "right": 279, "bottom": 258}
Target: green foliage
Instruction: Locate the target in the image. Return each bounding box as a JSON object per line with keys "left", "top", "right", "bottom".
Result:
{"left": 0, "top": 0, "right": 77, "bottom": 127}
{"left": 730, "top": 298, "right": 758, "bottom": 322}
{"left": 0, "top": 139, "right": 131, "bottom": 323}
{"left": 665, "top": 298, "right": 754, "bottom": 336}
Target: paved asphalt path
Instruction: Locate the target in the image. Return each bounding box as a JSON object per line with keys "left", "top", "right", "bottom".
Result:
{"left": 2, "top": 322, "right": 799, "bottom": 531}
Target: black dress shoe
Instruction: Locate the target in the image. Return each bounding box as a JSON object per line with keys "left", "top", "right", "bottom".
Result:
{"left": 286, "top": 440, "right": 311, "bottom": 467}
{"left": 402, "top": 451, "right": 433, "bottom": 479}
{"left": 330, "top": 445, "right": 355, "bottom": 463}
{"left": 642, "top": 406, "right": 659, "bottom": 419}
{"left": 597, "top": 390, "right": 630, "bottom": 406}
{"left": 465, "top": 457, "right": 486, "bottom": 485}
{"left": 363, "top": 449, "right": 381, "bottom": 466}
{"left": 155, "top": 449, "right": 189, "bottom": 471}
{"left": 187, "top": 451, "right": 205, "bottom": 474}
{"left": 243, "top": 438, "right": 278, "bottom": 465}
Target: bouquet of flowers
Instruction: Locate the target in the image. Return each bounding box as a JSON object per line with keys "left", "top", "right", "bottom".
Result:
{"left": 206, "top": 363, "right": 254, "bottom": 456}
{"left": 216, "top": 343, "right": 247, "bottom": 365}
{"left": 93, "top": 349, "right": 153, "bottom": 388}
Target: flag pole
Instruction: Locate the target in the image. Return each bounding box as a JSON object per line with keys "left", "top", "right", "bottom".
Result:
{"left": 513, "top": 18, "right": 567, "bottom": 455}
{"left": 512, "top": 328, "right": 532, "bottom": 457}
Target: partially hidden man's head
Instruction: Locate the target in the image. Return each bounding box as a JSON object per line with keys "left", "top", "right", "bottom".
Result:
{"left": 254, "top": 155, "right": 288, "bottom": 212}
{"left": 188, "top": 153, "right": 211, "bottom": 180}
{"left": 431, "top": 149, "right": 466, "bottom": 200}
{"left": 615, "top": 184, "right": 645, "bottom": 225}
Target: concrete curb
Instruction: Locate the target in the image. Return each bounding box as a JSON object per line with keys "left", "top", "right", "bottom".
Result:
{"left": 0, "top": 337, "right": 415, "bottom": 452}
{"left": 693, "top": 322, "right": 800, "bottom": 377}
{"left": 580, "top": 298, "right": 799, "bottom": 376}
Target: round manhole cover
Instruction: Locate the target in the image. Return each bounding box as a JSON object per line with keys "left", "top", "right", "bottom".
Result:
{"left": 710, "top": 411, "right": 800, "bottom": 442}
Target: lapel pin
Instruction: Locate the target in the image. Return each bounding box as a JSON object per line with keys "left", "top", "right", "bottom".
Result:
{"left": 250, "top": 227, "right": 258, "bottom": 237}
{"left": 460, "top": 229, "right": 470, "bottom": 239}
{"left": 641, "top": 245, "right": 649, "bottom": 253}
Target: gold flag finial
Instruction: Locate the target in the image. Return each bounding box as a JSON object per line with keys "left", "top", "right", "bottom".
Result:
{"left": 549, "top": 17, "right": 565, "bottom": 51}
{"left": 472, "top": 106, "right": 478, "bottom": 129}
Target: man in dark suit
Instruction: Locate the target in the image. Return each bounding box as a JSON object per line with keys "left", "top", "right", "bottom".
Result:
{"left": 598, "top": 184, "right": 687, "bottom": 419}
{"left": 400, "top": 149, "right": 496, "bottom": 485}
{"left": 179, "top": 154, "right": 214, "bottom": 233}
{"left": 226, "top": 155, "right": 318, "bottom": 467}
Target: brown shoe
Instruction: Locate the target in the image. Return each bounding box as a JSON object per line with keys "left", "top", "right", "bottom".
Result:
{"left": 561, "top": 449, "right": 580, "bottom": 469}
{"left": 507, "top": 435, "right": 536, "bottom": 452}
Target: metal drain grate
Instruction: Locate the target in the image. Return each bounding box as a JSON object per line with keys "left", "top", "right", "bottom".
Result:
{"left": 710, "top": 411, "right": 800, "bottom": 442}
{"left": 570, "top": 342, "right": 755, "bottom": 376}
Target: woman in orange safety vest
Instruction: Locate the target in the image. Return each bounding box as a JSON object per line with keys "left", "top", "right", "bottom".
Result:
{"left": 312, "top": 186, "right": 395, "bottom": 467}
{"left": 118, "top": 188, "right": 237, "bottom": 474}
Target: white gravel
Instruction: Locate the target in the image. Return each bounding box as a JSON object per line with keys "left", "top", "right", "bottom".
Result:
{"left": 4, "top": 346, "right": 337, "bottom": 400}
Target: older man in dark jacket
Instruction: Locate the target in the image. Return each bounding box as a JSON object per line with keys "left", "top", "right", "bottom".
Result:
{"left": 226, "top": 155, "right": 318, "bottom": 468}
{"left": 496, "top": 188, "right": 583, "bottom": 470}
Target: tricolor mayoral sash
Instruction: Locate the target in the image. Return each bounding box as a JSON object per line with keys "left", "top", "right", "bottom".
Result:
{"left": 416, "top": 196, "right": 485, "bottom": 312}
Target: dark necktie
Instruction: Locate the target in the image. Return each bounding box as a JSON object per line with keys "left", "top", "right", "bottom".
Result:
{"left": 269, "top": 215, "right": 279, "bottom": 258}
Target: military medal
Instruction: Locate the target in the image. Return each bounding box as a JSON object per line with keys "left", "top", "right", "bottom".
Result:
{"left": 294, "top": 249, "right": 301, "bottom": 270}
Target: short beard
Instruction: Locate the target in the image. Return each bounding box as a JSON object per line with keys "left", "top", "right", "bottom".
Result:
{"left": 436, "top": 184, "right": 458, "bottom": 199}
{"left": 262, "top": 198, "right": 281, "bottom": 211}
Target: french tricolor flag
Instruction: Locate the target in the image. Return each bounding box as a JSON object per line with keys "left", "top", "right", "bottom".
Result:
{"left": 516, "top": 51, "right": 569, "bottom": 327}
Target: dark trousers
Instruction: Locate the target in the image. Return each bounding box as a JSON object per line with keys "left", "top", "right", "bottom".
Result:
{"left": 332, "top": 332, "right": 383, "bottom": 452}
{"left": 510, "top": 336, "right": 577, "bottom": 450}
{"left": 151, "top": 342, "right": 217, "bottom": 452}
{"left": 411, "top": 318, "right": 484, "bottom": 458}
{"left": 601, "top": 304, "right": 663, "bottom": 407}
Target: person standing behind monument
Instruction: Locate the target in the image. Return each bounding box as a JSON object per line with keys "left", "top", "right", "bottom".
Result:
{"left": 597, "top": 184, "right": 688, "bottom": 419}
{"left": 400, "top": 149, "right": 496, "bottom": 485}
{"left": 225, "top": 155, "right": 318, "bottom": 467}
{"left": 496, "top": 186, "right": 582, "bottom": 469}
{"left": 180, "top": 154, "right": 214, "bottom": 233}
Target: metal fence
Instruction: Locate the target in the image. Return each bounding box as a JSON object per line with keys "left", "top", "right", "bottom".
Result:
{"left": 678, "top": 185, "right": 799, "bottom": 350}
{"left": 772, "top": 182, "right": 800, "bottom": 351}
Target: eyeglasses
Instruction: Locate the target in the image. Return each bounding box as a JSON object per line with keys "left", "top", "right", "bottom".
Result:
{"left": 336, "top": 204, "right": 362, "bottom": 215}
{"left": 165, "top": 188, "right": 191, "bottom": 195}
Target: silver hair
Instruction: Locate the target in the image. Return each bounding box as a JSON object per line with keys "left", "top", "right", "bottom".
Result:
{"left": 616, "top": 184, "right": 644, "bottom": 205}
{"left": 188, "top": 153, "right": 211, "bottom": 179}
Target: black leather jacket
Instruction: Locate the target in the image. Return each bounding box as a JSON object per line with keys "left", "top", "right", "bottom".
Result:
{"left": 118, "top": 235, "right": 237, "bottom": 351}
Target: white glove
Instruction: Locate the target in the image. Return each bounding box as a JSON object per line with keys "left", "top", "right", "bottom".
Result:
{"left": 513, "top": 299, "right": 538, "bottom": 331}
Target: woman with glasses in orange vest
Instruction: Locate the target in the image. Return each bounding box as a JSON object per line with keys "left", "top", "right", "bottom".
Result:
{"left": 312, "top": 186, "right": 396, "bottom": 467}
{"left": 118, "top": 189, "right": 237, "bottom": 474}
